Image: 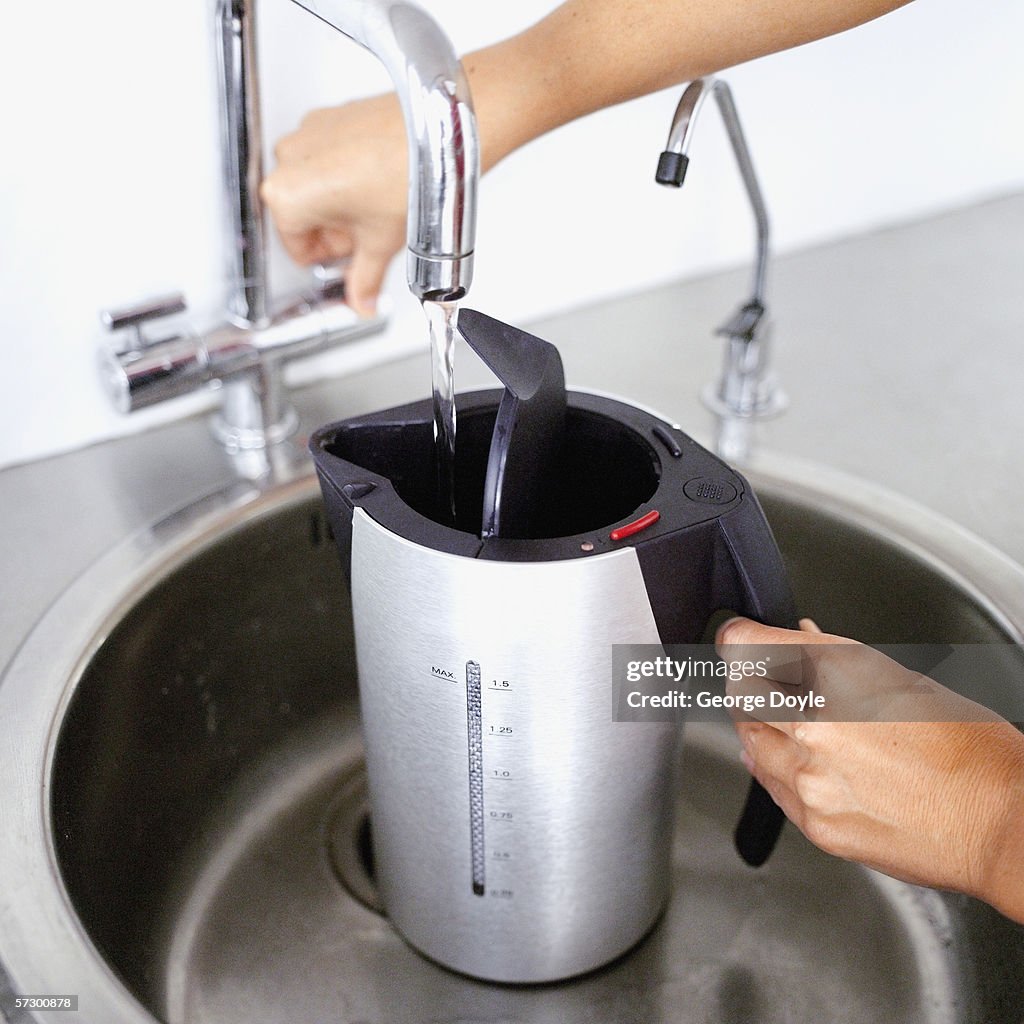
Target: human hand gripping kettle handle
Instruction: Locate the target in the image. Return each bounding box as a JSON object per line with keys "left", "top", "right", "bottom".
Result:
{"left": 714, "top": 493, "right": 800, "bottom": 867}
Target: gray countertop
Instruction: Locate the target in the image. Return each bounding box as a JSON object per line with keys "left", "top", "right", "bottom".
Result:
{"left": 3, "top": 191, "right": 1022, "bottom": 671}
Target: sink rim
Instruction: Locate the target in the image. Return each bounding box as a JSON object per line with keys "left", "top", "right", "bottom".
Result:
{"left": 2, "top": 455, "right": 1023, "bottom": 1023}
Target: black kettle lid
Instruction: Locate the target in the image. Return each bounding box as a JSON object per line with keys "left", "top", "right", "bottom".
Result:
{"left": 457, "top": 309, "right": 567, "bottom": 540}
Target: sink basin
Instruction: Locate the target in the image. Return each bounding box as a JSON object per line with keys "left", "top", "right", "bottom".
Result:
{"left": 2, "top": 456, "right": 1023, "bottom": 1023}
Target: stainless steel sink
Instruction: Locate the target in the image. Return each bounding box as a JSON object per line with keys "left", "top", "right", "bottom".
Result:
{"left": 2, "top": 457, "right": 1023, "bottom": 1024}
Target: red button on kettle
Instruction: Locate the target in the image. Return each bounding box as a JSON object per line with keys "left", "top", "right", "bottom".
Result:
{"left": 609, "top": 509, "right": 660, "bottom": 542}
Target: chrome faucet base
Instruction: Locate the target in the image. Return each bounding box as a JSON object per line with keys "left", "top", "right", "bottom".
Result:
{"left": 702, "top": 380, "right": 788, "bottom": 422}
{"left": 212, "top": 375, "right": 300, "bottom": 452}
{"left": 704, "top": 314, "right": 787, "bottom": 422}
{"left": 213, "top": 414, "right": 299, "bottom": 452}
{"left": 703, "top": 380, "right": 787, "bottom": 465}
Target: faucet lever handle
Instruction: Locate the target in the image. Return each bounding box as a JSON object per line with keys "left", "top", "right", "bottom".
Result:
{"left": 715, "top": 300, "right": 766, "bottom": 343}
{"left": 312, "top": 262, "right": 347, "bottom": 302}
{"left": 100, "top": 293, "right": 188, "bottom": 334}
{"left": 312, "top": 262, "right": 345, "bottom": 286}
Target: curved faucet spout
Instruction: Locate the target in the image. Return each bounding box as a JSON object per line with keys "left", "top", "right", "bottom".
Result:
{"left": 656, "top": 77, "right": 768, "bottom": 311}
{"left": 289, "top": 0, "right": 479, "bottom": 302}
{"left": 655, "top": 77, "right": 784, "bottom": 464}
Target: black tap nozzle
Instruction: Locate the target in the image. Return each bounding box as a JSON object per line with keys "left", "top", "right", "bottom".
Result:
{"left": 655, "top": 150, "right": 689, "bottom": 187}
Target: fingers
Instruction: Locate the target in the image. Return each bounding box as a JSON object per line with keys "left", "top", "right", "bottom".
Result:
{"left": 735, "top": 722, "right": 805, "bottom": 827}
{"left": 721, "top": 617, "right": 1024, "bottom": 902}
{"left": 273, "top": 224, "right": 389, "bottom": 317}
{"left": 715, "top": 617, "right": 814, "bottom": 689}
{"left": 716, "top": 615, "right": 821, "bottom": 736}
{"left": 715, "top": 614, "right": 828, "bottom": 649}
{"left": 344, "top": 248, "right": 391, "bottom": 317}
{"left": 271, "top": 224, "right": 386, "bottom": 316}
{"left": 276, "top": 228, "right": 344, "bottom": 268}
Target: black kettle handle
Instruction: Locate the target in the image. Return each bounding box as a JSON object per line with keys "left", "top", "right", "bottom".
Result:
{"left": 715, "top": 494, "right": 801, "bottom": 867}
{"left": 734, "top": 778, "right": 786, "bottom": 867}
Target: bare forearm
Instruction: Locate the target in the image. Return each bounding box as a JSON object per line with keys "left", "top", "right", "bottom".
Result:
{"left": 982, "top": 759, "right": 1024, "bottom": 924}
{"left": 466, "top": 0, "right": 913, "bottom": 169}
{"left": 262, "top": 0, "right": 915, "bottom": 309}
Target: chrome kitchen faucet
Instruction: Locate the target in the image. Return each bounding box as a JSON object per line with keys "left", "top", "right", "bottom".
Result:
{"left": 656, "top": 77, "right": 786, "bottom": 463}
{"left": 100, "top": 0, "right": 478, "bottom": 456}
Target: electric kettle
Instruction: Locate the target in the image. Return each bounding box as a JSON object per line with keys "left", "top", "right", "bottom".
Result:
{"left": 311, "top": 309, "right": 797, "bottom": 982}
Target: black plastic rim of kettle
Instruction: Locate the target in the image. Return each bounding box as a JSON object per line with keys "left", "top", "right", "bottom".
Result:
{"left": 310, "top": 389, "right": 752, "bottom": 557}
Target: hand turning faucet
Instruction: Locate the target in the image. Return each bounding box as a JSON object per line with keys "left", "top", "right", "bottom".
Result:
{"left": 275, "top": 0, "right": 478, "bottom": 303}
{"left": 101, "top": 0, "right": 478, "bottom": 457}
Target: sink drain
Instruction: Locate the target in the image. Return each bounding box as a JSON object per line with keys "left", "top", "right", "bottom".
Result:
{"left": 325, "top": 768, "right": 384, "bottom": 915}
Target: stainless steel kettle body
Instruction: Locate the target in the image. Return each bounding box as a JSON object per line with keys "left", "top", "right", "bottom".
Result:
{"left": 350, "top": 505, "right": 678, "bottom": 981}
{"left": 312, "top": 374, "right": 797, "bottom": 983}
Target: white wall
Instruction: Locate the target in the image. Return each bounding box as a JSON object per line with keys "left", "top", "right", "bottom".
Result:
{"left": 1, "top": 0, "right": 1021, "bottom": 470}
